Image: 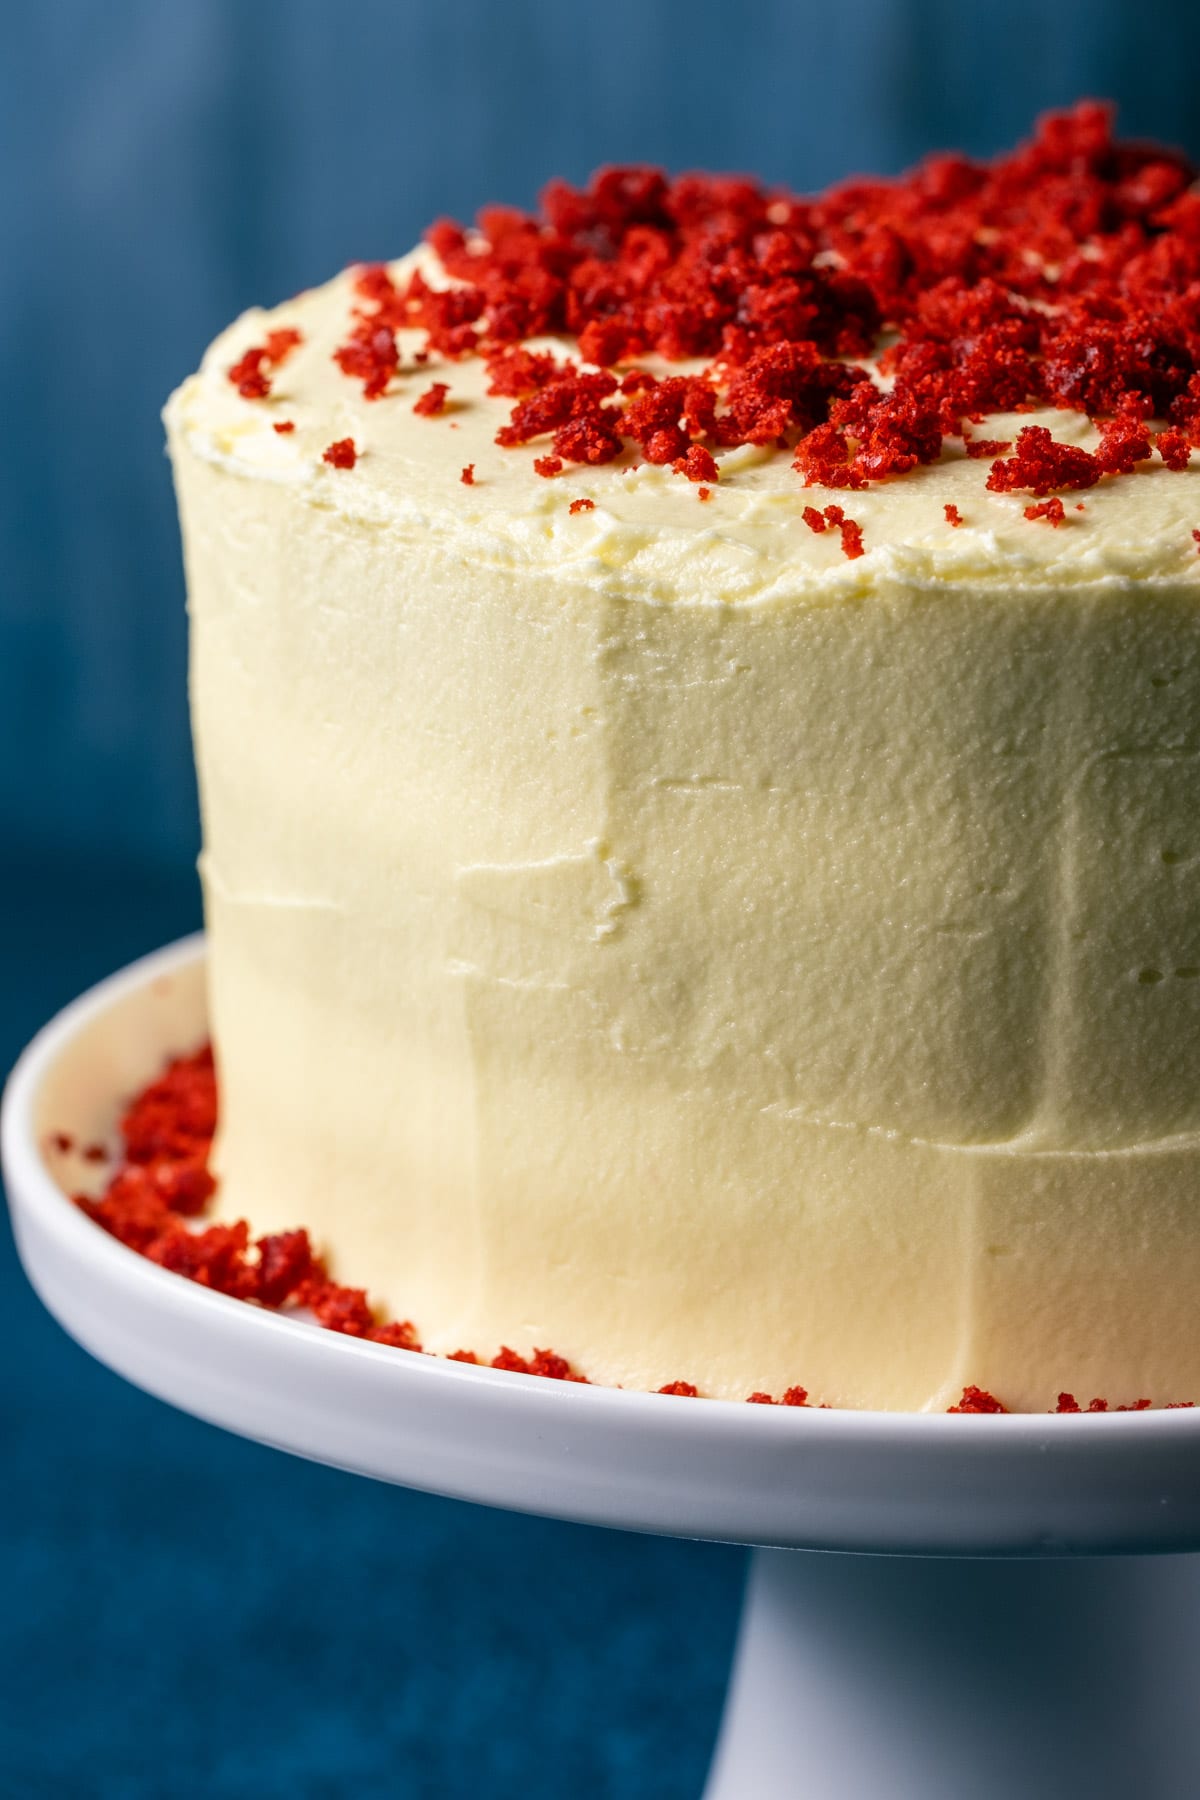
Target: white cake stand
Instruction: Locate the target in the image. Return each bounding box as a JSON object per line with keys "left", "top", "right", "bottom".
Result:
{"left": 6, "top": 940, "right": 1200, "bottom": 1800}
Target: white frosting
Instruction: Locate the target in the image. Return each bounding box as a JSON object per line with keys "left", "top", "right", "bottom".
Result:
{"left": 165, "top": 249, "right": 1200, "bottom": 1408}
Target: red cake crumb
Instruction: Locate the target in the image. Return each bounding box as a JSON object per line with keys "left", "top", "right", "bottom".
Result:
{"left": 1025, "top": 497, "right": 1067, "bottom": 525}
{"left": 227, "top": 327, "right": 302, "bottom": 400}
{"left": 948, "top": 1386, "right": 1008, "bottom": 1414}
{"left": 534, "top": 455, "right": 563, "bottom": 477}
{"left": 568, "top": 497, "right": 594, "bottom": 514}
{"left": 296, "top": 1275, "right": 375, "bottom": 1336}
{"left": 988, "top": 427, "right": 1100, "bottom": 497}
{"left": 413, "top": 381, "right": 450, "bottom": 417}
{"left": 1095, "top": 416, "right": 1152, "bottom": 475}
{"left": 369, "top": 1320, "right": 422, "bottom": 1351}
{"left": 1193, "top": 529, "right": 1200, "bottom": 554}
{"left": 673, "top": 445, "right": 719, "bottom": 484}
{"left": 72, "top": 1046, "right": 1198, "bottom": 1412}
{"left": 248, "top": 1230, "right": 309, "bottom": 1304}
{"left": 273, "top": 421, "right": 296, "bottom": 435}
{"left": 944, "top": 503, "right": 963, "bottom": 526}
{"left": 838, "top": 516, "right": 865, "bottom": 559}
{"left": 802, "top": 505, "right": 827, "bottom": 533}
{"left": 697, "top": 485, "right": 712, "bottom": 501}
{"left": 1157, "top": 429, "right": 1192, "bottom": 471}
{"left": 964, "top": 438, "right": 1012, "bottom": 460}
{"left": 491, "top": 1347, "right": 588, "bottom": 1382}
{"left": 323, "top": 437, "right": 358, "bottom": 469}
{"left": 460, "top": 463, "right": 475, "bottom": 485}
{"left": 333, "top": 266, "right": 404, "bottom": 398}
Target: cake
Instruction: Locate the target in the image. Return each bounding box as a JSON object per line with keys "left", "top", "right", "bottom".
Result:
{"left": 163, "top": 104, "right": 1200, "bottom": 1410}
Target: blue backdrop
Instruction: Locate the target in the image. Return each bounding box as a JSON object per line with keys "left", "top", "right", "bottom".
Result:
{"left": 4, "top": 4, "right": 1199, "bottom": 1794}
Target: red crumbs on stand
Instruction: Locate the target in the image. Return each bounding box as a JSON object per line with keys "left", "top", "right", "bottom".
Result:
{"left": 273, "top": 421, "right": 296, "bottom": 434}
{"left": 71, "top": 1047, "right": 1196, "bottom": 1412}
{"left": 323, "top": 437, "right": 358, "bottom": 469}
{"left": 568, "top": 497, "right": 595, "bottom": 513}
{"left": 460, "top": 463, "right": 475, "bottom": 485}
{"left": 949, "top": 1386, "right": 1009, "bottom": 1414}
{"left": 324, "top": 105, "right": 1200, "bottom": 516}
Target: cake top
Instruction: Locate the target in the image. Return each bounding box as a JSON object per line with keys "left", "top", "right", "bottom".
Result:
{"left": 169, "top": 102, "right": 1200, "bottom": 600}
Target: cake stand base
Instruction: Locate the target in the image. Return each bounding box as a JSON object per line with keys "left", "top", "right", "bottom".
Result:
{"left": 7, "top": 938, "right": 1200, "bottom": 1800}
{"left": 707, "top": 1546, "right": 1200, "bottom": 1800}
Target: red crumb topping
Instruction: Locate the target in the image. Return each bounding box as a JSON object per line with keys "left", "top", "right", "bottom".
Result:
{"left": 413, "top": 381, "right": 450, "bottom": 417}
{"left": 323, "top": 437, "right": 358, "bottom": 469}
{"left": 333, "top": 266, "right": 405, "bottom": 398}
{"left": 568, "top": 497, "right": 595, "bottom": 513}
{"left": 72, "top": 1047, "right": 1197, "bottom": 1412}
{"left": 323, "top": 107, "right": 1200, "bottom": 509}
{"left": 534, "top": 455, "right": 563, "bottom": 478}
{"left": 1193, "top": 529, "right": 1200, "bottom": 553}
{"left": 227, "top": 327, "right": 302, "bottom": 400}
{"left": 988, "top": 427, "right": 1101, "bottom": 496}
{"left": 945, "top": 503, "right": 963, "bottom": 526}
{"left": 838, "top": 516, "right": 865, "bottom": 559}
{"left": 460, "top": 464, "right": 475, "bottom": 485}
{"left": 1024, "top": 496, "right": 1067, "bottom": 525}
{"left": 674, "top": 444, "right": 719, "bottom": 484}
{"left": 802, "top": 505, "right": 827, "bottom": 533}
{"left": 697, "top": 485, "right": 712, "bottom": 501}
{"left": 949, "top": 1386, "right": 1009, "bottom": 1414}
{"left": 1158, "top": 428, "right": 1192, "bottom": 470}
{"left": 273, "top": 421, "right": 296, "bottom": 434}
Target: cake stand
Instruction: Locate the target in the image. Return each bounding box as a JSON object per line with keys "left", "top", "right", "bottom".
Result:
{"left": 6, "top": 939, "right": 1200, "bottom": 1799}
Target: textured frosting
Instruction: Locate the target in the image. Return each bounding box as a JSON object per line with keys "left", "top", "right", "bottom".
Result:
{"left": 165, "top": 250, "right": 1200, "bottom": 1409}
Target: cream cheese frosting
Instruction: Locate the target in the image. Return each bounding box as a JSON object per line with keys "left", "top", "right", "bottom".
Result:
{"left": 165, "top": 247, "right": 1200, "bottom": 1410}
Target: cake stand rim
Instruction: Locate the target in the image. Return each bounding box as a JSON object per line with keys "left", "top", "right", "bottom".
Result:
{"left": 7, "top": 933, "right": 1200, "bottom": 1557}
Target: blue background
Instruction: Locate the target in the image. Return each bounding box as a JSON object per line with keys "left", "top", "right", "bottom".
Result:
{"left": 3, "top": 4, "right": 1199, "bottom": 1793}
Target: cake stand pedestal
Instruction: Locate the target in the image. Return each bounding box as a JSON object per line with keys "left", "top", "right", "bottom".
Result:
{"left": 7, "top": 940, "right": 1200, "bottom": 1800}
